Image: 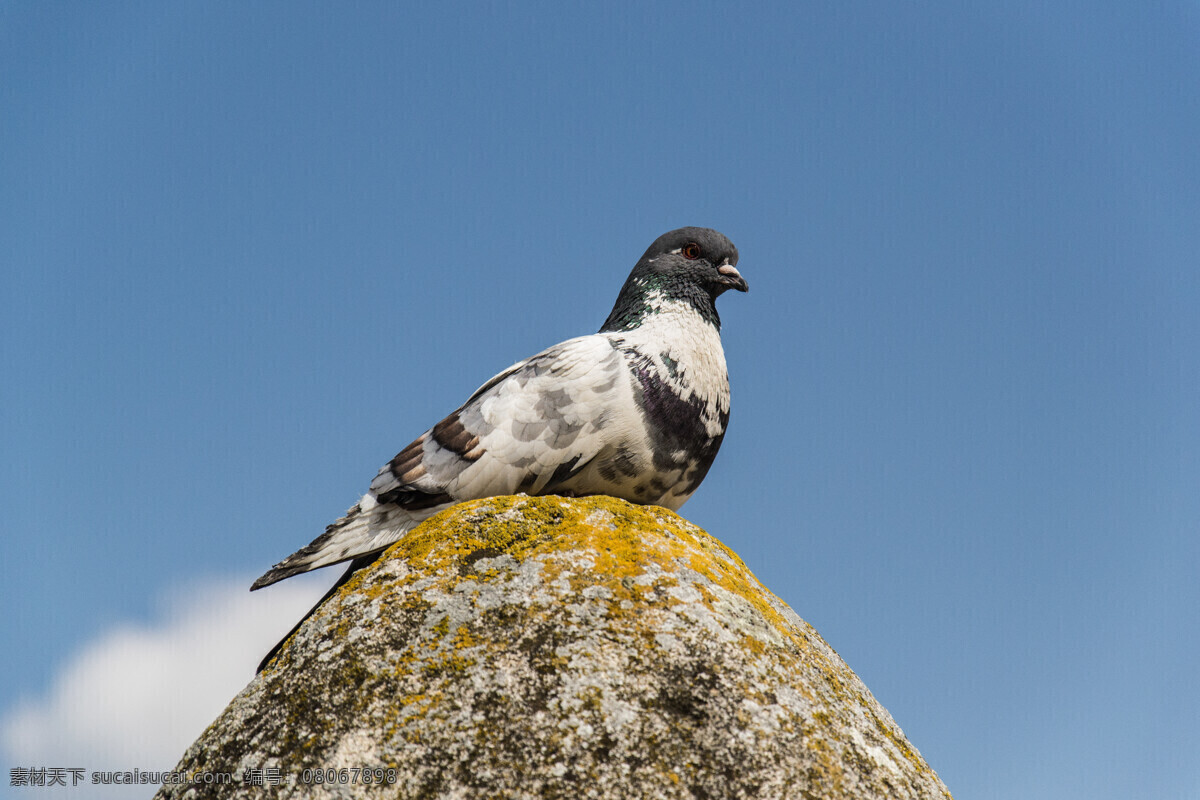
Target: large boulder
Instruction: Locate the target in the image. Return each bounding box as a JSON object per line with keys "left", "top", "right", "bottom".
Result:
{"left": 158, "top": 495, "right": 951, "bottom": 799}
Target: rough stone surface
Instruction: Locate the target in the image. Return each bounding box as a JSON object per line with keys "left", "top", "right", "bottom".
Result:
{"left": 158, "top": 495, "right": 952, "bottom": 799}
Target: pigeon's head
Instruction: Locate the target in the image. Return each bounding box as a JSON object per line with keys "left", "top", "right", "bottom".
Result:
{"left": 601, "top": 227, "right": 746, "bottom": 332}
{"left": 639, "top": 227, "right": 747, "bottom": 297}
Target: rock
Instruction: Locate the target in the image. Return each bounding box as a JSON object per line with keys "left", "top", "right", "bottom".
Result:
{"left": 157, "top": 495, "right": 952, "bottom": 799}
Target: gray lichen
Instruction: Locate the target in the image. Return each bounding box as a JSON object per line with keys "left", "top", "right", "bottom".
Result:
{"left": 157, "top": 495, "right": 952, "bottom": 799}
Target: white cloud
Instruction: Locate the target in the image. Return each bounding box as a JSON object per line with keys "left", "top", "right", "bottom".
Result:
{"left": 2, "top": 573, "right": 328, "bottom": 796}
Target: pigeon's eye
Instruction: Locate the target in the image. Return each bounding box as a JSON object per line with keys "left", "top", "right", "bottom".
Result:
{"left": 681, "top": 242, "right": 702, "bottom": 260}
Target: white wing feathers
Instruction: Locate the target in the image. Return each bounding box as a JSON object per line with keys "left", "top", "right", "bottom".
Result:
{"left": 251, "top": 335, "right": 631, "bottom": 589}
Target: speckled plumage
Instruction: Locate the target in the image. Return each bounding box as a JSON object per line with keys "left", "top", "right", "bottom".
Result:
{"left": 252, "top": 227, "right": 746, "bottom": 670}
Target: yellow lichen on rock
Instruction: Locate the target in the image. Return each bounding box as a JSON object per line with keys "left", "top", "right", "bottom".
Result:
{"left": 157, "top": 495, "right": 952, "bottom": 800}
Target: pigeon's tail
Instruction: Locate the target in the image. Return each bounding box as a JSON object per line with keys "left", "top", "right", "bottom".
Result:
{"left": 250, "top": 495, "right": 414, "bottom": 590}
{"left": 256, "top": 551, "right": 385, "bottom": 672}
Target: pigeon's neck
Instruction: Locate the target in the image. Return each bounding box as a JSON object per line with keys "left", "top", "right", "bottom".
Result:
{"left": 603, "top": 289, "right": 732, "bottom": 421}
{"left": 600, "top": 276, "right": 721, "bottom": 333}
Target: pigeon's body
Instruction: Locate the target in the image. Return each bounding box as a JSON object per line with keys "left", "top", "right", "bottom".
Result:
{"left": 253, "top": 227, "right": 746, "bottom": 669}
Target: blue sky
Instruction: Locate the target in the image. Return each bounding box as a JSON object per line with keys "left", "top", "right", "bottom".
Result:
{"left": 2, "top": 2, "right": 1198, "bottom": 798}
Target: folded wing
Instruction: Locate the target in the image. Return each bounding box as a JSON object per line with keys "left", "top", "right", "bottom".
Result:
{"left": 251, "top": 335, "right": 628, "bottom": 589}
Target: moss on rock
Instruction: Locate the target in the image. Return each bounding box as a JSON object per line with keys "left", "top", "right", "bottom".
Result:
{"left": 156, "top": 495, "right": 952, "bottom": 799}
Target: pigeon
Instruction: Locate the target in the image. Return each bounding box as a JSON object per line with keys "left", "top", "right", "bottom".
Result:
{"left": 252, "top": 226, "right": 747, "bottom": 670}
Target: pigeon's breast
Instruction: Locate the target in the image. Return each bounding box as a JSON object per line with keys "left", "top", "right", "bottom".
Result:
{"left": 612, "top": 300, "right": 732, "bottom": 425}
{"left": 601, "top": 302, "right": 733, "bottom": 506}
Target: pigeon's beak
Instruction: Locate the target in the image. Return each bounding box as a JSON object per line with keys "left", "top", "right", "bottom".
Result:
{"left": 717, "top": 263, "right": 749, "bottom": 292}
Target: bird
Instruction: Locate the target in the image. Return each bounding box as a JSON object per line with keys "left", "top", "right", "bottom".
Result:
{"left": 252, "top": 226, "right": 747, "bottom": 670}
